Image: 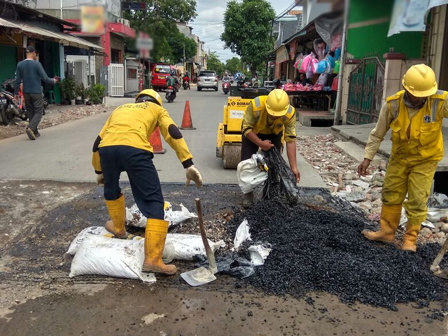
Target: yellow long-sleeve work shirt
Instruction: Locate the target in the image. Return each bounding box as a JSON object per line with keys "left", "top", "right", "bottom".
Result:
{"left": 92, "top": 102, "right": 193, "bottom": 173}
{"left": 364, "top": 99, "right": 448, "bottom": 161}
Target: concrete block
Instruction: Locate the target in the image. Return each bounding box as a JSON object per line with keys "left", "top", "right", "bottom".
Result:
{"left": 334, "top": 141, "right": 382, "bottom": 165}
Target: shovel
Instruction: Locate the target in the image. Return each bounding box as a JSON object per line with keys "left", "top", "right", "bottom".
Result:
{"left": 430, "top": 237, "right": 448, "bottom": 280}
{"left": 181, "top": 198, "right": 218, "bottom": 286}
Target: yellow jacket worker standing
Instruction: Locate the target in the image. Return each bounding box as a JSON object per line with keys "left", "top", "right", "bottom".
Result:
{"left": 92, "top": 89, "right": 202, "bottom": 275}
{"left": 359, "top": 64, "right": 448, "bottom": 252}
{"left": 241, "top": 89, "right": 300, "bottom": 207}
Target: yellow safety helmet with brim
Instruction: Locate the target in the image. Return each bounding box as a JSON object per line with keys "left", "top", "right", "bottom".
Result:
{"left": 136, "top": 89, "right": 163, "bottom": 106}
{"left": 265, "top": 89, "right": 290, "bottom": 117}
{"left": 402, "top": 64, "right": 438, "bottom": 98}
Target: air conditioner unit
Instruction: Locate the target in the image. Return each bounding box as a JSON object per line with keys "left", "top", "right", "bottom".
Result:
{"left": 117, "top": 18, "right": 125, "bottom": 25}
{"left": 123, "top": 19, "right": 130, "bottom": 27}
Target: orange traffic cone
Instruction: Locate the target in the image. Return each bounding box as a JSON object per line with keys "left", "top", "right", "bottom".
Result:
{"left": 149, "top": 127, "right": 166, "bottom": 154}
{"left": 180, "top": 100, "right": 196, "bottom": 130}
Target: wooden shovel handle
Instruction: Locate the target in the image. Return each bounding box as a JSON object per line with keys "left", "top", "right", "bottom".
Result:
{"left": 195, "top": 198, "right": 217, "bottom": 273}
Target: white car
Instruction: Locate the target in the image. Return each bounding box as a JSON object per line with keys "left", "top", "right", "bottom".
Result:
{"left": 197, "top": 71, "right": 218, "bottom": 91}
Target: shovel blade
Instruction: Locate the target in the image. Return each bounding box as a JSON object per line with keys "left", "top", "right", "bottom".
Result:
{"left": 181, "top": 267, "right": 217, "bottom": 287}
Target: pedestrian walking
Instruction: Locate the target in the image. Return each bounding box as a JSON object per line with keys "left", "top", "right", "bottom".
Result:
{"left": 14, "top": 46, "right": 58, "bottom": 140}
{"left": 92, "top": 89, "right": 203, "bottom": 275}
{"left": 359, "top": 64, "right": 448, "bottom": 252}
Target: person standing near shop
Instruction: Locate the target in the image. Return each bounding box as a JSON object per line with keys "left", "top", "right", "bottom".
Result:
{"left": 358, "top": 64, "right": 448, "bottom": 252}
{"left": 14, "top": 46, "right": 58, "bottom": 140}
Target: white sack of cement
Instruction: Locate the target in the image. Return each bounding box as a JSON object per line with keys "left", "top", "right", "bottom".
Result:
{"left": 234, "top": 219, "right": 251, "bottom": 251}
{"left": 163, "top": 234, "right": 225, "bottom": 263}
{"left": 427, "top": 209, "right": 448, "bottom": 223}
{"left": 248, "top": 244, "right": 272, "bottom": 266}
{"left": 126, "top": 203, "right": 197, "bottom": 228}
{"left": 428, "top": 192, "right": 448, "bottom": 208}
{"left": 67, "top": 227, "right": 224, "bottom": 263}
{"left": 66, "top": 226, "right": 143, "bottom": 255}
{"left": 237, "top": 154, "right": 268, "bottom": 194}
{"left": 69, "top": 235, "right": 156, "bottom": 283}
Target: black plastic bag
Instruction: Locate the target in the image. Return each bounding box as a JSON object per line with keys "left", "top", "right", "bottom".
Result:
{"left": 262, "top": 148, "right": 298, "bottom": 203}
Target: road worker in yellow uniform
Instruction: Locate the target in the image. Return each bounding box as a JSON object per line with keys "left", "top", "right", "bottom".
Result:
{"left": 92, "top": 89, "right": 203, "bottom": 275}
{"left": 241, "top": 89, "right": 300, "bottom": 207}
{"left": 358, "top": 64, "right": 448, "bottom": 252}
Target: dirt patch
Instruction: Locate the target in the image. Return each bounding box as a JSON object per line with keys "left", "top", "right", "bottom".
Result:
{"left": 0, "top": 104, "right": 111, "bottom": 140}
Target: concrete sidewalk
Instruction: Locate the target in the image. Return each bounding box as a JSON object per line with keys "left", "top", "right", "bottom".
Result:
{"left": 0, "top": 89, "right": 327, "bottom": 188}
{"left": 331, "top": 123, "right": 448, "bottom": 171}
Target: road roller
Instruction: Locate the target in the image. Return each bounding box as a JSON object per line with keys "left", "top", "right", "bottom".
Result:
{"left": 216, "top": 86, "right": 270, "bottom": 169}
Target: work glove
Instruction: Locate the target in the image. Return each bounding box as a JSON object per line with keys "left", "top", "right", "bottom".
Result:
{"left": 96, "top": 173, "right": 104, "bottom": 186}
{"left": 186, "top": 165, "right": 203, "bottom": 188}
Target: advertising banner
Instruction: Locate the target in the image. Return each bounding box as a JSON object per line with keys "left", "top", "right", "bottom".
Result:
{"left": 388, "top": 0, "right": 448, "bottom": 37}
{"left": 81, "top": 6, "right": 105, "bottom": 34}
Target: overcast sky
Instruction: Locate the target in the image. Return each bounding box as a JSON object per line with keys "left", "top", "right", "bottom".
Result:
{"left": 189, "top": 0, "right": 296, "bottom": 62}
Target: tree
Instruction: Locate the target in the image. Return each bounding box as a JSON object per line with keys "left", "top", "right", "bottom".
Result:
{"left": 225, "top": 57, "right": 243, "bottom": 75}
{"left": 221, "top": 0, "right": 275, "bottom": 76}
{"left": 123, "top": 0, "right": 197, "bottom": 62}
{"left": 207, "top": 52, "right": 225, "bottom": 75}
{"left": 167, "top": 32, "right": 197, "bottom": 64}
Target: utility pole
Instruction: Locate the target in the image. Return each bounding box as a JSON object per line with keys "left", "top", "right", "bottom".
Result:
{"left": 183, "top": 44, "right": 186, "bottom": 72}
{"left": 60, "top": 0, "right": 63, "bottom": 19}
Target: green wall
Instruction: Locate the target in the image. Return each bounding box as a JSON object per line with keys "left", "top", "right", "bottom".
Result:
{"left": 347, "top": 0, "right": 423, "bottom": 59}
{"left": 0, "top": 45, "right": 17, "bottom": 85}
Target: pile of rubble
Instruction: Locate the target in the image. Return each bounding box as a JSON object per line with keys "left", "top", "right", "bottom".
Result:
{"left": 297, "top": 134, "right": 448, "bottom": 244}
{"left": 0, "top": 104, "right": 110, "bottom": 140}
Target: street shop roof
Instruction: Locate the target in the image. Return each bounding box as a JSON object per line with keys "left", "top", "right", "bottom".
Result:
{"left": 0, "top": 18, "right": 102, "bottom": 50}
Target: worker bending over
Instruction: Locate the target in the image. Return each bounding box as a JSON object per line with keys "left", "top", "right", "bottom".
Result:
{"left": 92, "top": 89, "right": 202, "bottom": 274}
{"left": 359, "top": 64, "right": 448, "bottom": 252}
{"left": 241, "top": 89, "right": 300, "bottom": 207}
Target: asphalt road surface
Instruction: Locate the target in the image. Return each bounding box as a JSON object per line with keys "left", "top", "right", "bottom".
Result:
{"left": 0, "top": 87, "right": 326, "bottom": 188}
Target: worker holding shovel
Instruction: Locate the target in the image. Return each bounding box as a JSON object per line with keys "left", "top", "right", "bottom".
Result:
{"left": 358, "top": 64, "right": 448, "bottom": 252}
{"left": 92, "top": 89, "right": 203, "bottom": 275}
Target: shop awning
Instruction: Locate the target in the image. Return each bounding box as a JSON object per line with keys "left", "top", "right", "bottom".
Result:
{"left": 0, "top": 18, "right": 102, "bottom": 50}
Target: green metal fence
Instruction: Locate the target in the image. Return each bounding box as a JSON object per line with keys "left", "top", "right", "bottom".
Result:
{"left": 347, "top": 57, "right": 385, "bottom": 124}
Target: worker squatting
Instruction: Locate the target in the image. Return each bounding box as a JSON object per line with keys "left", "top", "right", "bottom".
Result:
{"left": 91, "top": 64, "right": 447, "bottom": 277}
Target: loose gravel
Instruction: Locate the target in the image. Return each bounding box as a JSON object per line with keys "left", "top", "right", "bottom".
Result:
{"left": 229, "top": 198, "right": 448, "bottom": 310}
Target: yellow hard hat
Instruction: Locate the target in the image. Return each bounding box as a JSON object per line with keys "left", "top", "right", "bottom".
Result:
{"left": 266, "top": 89, "right": 290, "bottom": 117}
{"left": 402, "top": 64, "right": 438, "bottom": 97}
{"left": 135, "top": 89, "right": 163, "bottom": 106}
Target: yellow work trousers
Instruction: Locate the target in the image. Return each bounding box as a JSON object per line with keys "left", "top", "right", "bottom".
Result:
{"left": 382, "top": 157, "right": 438, "bottom": 226}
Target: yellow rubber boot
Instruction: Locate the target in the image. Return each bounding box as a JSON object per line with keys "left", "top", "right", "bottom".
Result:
{"left": 402, "top": 222, "right": 421, "bottom": 252}
{"left": 105, "top": 194, "right": 129, "bottom": 239}
{"left": 362, "top": 204, "right": 402, "bottom": 244}
{"left": 142, "top": 219, "right": 177, "bottom": 275}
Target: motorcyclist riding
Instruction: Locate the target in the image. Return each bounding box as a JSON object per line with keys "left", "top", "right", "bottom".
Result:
{"left": 182, "top": 71, "right": 190, "bottom": 90}
{"left": 166, "top": 69, "right": 178, "bottom": 97}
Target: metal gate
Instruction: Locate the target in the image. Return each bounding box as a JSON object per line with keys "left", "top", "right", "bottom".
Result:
{"left": 347, "top": 57, "right": 385, "bottom": 124}
{"left": 108, "top": 64, "right": 124, "bottom": 97}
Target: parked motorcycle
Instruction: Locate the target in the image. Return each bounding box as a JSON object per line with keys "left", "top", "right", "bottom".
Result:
{"left": 166, "top": 85, "right": 176, "bottom": 103}
{"left": 0, "top": 79, "right": 27, "bottom": 125}
{"left": 222, "top": 81, "right": 230, "bottom": 95}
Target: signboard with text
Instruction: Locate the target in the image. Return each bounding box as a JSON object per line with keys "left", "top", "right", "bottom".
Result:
{"left": 81, "top": 6, "right": 105, "bottom": 34}
{"left": 122, "top": 2, "right": 147, "bottom": 10}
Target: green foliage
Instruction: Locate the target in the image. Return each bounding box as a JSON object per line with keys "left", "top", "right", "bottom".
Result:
{"left": 60, "top": 77, "right": 76, "bottom": 101}
{"left": 87, "top": 84, "right": 106, "bottom": 104}
{"left": 167, "top": 32, "right": 197, "bottom": 63}
{"left": 225, "top": 57, "right": 243, "bottom": 75}
{"left": 207, "top": 52, "right": 225, "bottom": 75}
{"left": 124, "top": 0, "right": 197, "bottom": 63}
{"left": 221, "top": 0, "right": 275, "bottom": 75}
{"left": 75, "top": 83, "right": 87, "bottom": 100}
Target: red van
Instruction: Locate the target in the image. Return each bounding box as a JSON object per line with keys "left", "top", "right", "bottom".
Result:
{"left": 151, "top": 64, "right": 173, "bottom": 91}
